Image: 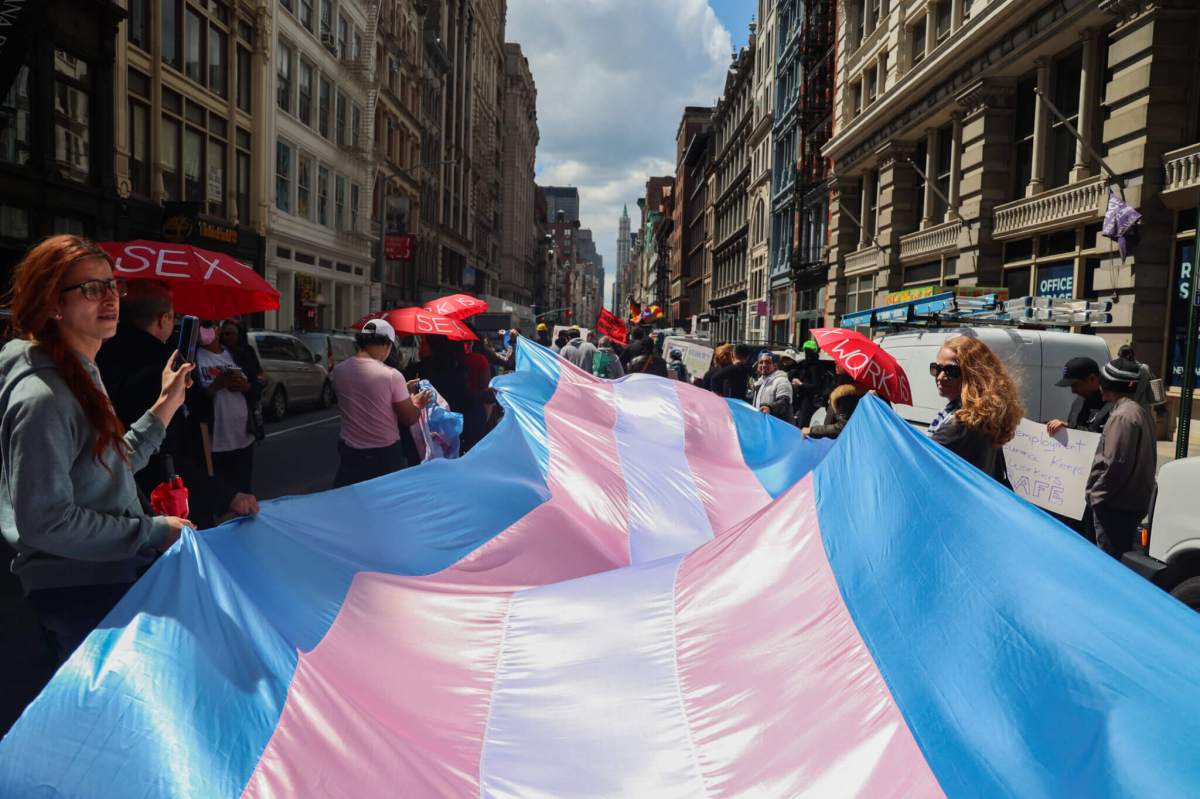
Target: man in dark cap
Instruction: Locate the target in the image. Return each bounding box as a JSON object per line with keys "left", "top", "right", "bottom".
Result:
{"left": 1046, "top": 357, "right": 1111, "bottom": 435}
{"left": 1085, "top": 357, "right": 1158, "bottom": 558}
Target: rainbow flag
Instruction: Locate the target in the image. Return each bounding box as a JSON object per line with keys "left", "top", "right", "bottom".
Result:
{"left": 3, "top": 341, "right": 1200, "bottom": 796}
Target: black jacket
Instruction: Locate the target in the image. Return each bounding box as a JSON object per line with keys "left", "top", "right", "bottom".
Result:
{"left": 1068, "top": 391, "right": 1111, "bottom": 433}
{"left": 710, "top": 361, "right": 753, "bottom": 401}
{"left": 932, "top": 419, "right": 1009, "bottom": 484}
{"left": 620, "top": 337, "right": 653, "bottom": 367}
{"left": 96, "top": 326, "right": 239, "bottom": 528}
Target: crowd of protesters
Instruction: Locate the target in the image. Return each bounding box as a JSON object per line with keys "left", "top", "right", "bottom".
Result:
{"left": 0, "top": 233, "right": 1169, "bottom": 725}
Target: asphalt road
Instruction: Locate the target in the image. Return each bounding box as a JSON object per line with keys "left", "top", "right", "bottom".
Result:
{"left": 253, "top": 406, "right": 343, "bottom": 501}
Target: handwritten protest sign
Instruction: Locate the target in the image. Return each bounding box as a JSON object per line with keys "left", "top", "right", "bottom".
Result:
{"left": 1003, "top": 418, "right": 1101, "bottom": 520}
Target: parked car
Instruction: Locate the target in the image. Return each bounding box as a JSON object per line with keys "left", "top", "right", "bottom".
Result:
{"left": 875, "top": 327, "right": 1112, "bottom": 425}
{"left": 296, "top": 331, "right": 357, "bottom": 372}
{"left": 1122, "top": 456, "right": 1200, "bottom": 611}
{"left": 247, "top": 330, "right": 333, "bottom": 419}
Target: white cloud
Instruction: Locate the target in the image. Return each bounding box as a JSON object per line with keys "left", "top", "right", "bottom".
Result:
{"left": 508, "top": 0, "right": 733, "bottom": 309}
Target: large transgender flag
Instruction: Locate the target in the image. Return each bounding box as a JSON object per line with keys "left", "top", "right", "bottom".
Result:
{"left": 3, "top": 339, "right": 1200, "bottom": 797}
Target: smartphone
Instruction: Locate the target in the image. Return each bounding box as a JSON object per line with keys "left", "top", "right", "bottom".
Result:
{"left": 176, "top": 315, "right": 200, "bottom": 366}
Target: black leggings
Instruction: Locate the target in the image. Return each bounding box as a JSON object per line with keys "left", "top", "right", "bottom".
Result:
{"left": 334, "top": 440, "right": 406, "bottom": 488}
{"left": 25, "top": 582, "right": 132, "bottom": 664}
{"left": 213, "top": 444, "right": 254, "bottom": 495}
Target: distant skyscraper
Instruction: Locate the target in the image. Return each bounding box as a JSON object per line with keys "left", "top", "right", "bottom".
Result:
{"left": 542, "top": 186, "right": 580, "bottom": 223}
{"left": 617, "top": 204, "right": 631, "bottom": 284}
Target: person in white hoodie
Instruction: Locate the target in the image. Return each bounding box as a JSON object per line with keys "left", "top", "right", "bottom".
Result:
{"left": 753, "top": 352, "right": 792, "bottom": 421}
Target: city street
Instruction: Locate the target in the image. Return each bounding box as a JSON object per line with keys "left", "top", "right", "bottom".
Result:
{"left": 255, "top": 407, "right": 343, "bottom": 501}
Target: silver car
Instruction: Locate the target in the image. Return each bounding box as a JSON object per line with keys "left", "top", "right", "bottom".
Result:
{"left": 248, "top": 331, "right": 333, "bottom": 420}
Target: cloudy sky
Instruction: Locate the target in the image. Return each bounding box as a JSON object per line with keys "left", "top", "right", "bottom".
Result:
{"left": 507, "top": 0, "right": 755, "bottom": 310}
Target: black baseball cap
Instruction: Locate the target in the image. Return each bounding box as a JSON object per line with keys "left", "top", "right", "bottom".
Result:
{"left": 1055, "top": 357, "right": 1100, "bottom": 387}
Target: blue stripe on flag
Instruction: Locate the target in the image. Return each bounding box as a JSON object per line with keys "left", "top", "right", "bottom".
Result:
{"left": 0, "top": 348, "right": 563, "bottom": 798}
{"left": 814, "top": 396, "right": 1200, "bottom": 798}
{"left": 725, "top": 398, "right": 833, "bottom": 498}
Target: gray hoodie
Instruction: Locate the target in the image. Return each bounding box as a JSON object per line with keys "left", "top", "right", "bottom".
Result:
{"left": 0, "top": 339, "right": 169, "bottom": 593}
{"left": 561, "top": 337, "right": 597, "bottom": 374}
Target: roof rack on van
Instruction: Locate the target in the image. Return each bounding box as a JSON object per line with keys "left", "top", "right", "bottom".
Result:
{"left": 840, "top": 291, "right": 1113, "bottom": 330}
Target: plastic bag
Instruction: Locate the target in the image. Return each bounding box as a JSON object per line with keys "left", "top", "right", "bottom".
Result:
{"left": 414, "top": 379, "right": 463, "bottom": 462}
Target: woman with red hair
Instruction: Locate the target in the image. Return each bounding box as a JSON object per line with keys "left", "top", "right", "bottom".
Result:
{"left": 0, "top": 235, "right": 192, "bottom": 661}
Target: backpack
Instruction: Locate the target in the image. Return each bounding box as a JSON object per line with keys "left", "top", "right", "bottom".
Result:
{"left": 592, "top": 349, "right": 612, "bottom": 378}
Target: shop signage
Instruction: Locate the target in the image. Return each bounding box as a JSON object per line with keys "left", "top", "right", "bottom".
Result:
{"left": 1036, "top": 262, "right": 1074, "bottom": 299}
{"left": 886, "top": 285, "right": 1011, "bottom": 304}
{"left": 384, "top": 234, "right": 413, "bottom": 260}
{"left": 199, "top": 220, "right": 238, "bottom": 245}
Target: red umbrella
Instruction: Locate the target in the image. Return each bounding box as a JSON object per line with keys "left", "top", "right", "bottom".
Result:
{"left": 100, "top": 240, "right": 280, "bottom": 319}
{"left": 422, "top": 293, "right": 488, "bottom": 321}
{"left": 350, "top": 311, "right": 387, "bottom": 330}
{"left": 811, "top": 327, "right": 912, "bottom": 405}
{"left": 384, "top": 307, "right": 478, "bottom": 341}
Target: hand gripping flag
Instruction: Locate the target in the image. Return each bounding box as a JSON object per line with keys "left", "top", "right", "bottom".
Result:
{"left": 3, "top": 340, "right": 1200, "bottom": 797}
{"left": 595, "top": 306, "right": 627, "bottom": 346}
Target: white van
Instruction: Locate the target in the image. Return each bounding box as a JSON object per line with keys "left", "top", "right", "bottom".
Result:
{"left": 1122, "top": 456, "right": 1200, "bottom": 611}
{"left": 876, "top": 327, "right": 1111, "bottom": 425}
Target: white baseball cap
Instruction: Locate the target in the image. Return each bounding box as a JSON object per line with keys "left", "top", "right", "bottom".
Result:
{"left": 362, "top": 318, "right": 397, "bottom": 343}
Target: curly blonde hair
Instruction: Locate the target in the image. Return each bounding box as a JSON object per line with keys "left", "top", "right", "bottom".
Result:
{"left": 944, "top": 335, "right": 1023, "bottom": 446}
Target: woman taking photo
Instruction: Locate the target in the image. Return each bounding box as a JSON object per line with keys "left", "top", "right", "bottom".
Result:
{"left": 928, "top": 335, "right": 1023, "bottom": 483}
{"left": 0, "top": 235, "right": 192, "bottom": 661}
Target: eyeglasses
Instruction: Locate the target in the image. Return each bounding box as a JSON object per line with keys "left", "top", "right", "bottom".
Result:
{"left": 929, "top": 362, "right": 963, "bottom": 379}
{"left": 61, "top": 278, "right": 128, "bottom": 301}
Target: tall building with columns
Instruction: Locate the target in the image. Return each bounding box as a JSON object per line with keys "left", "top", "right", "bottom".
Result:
{"left": 824, "top": 0, "right": 1200, "bottom": 433}
{"left": 617, "top": 204, "right": 631, "bottom": 304}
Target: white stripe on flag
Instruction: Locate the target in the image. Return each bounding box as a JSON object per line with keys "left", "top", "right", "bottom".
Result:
{"left": 478, "top": 555, "right": 706, "bottom": 799}
{"left": 612, "top": 376, "right": 714, "bottom": 563}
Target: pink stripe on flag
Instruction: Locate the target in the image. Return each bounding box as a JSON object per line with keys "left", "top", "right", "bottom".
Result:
{"left": 673, "top": 474, "right": 944, "bottom": 798}
{"left": 242, "top": 357, "right": 634, "bottom": 796}
{"left": 671, "top": 380, "right": 773, "bottom": 536}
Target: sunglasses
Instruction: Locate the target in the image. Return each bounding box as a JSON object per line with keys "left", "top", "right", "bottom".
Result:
{"left": 929, "top": 362, "right": 963, "bottom": 379}
{"left": 61, "top": 278, "right": 128, "bottom": 301}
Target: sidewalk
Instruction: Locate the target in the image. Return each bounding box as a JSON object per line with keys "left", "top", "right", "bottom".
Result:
{"left": 1156, "top": 433, "right": 1200, "bottom": 471}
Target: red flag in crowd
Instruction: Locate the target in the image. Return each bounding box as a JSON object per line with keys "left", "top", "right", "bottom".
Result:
{"left": 596, "top": 307, "right": 628, "bottom": 346}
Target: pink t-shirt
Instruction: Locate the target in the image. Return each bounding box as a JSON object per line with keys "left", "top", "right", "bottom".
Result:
{"left": 331, "top": 355, "right": 411, "bottom": 450}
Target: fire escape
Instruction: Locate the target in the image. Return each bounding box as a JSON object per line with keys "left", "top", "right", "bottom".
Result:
{"left": 793, "top": 0, "right": 835, "bottom": 278}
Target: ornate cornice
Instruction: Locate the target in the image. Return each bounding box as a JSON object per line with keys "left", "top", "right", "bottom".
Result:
{"left": 955, "top": 77, "right": 1015, "bottom": 114}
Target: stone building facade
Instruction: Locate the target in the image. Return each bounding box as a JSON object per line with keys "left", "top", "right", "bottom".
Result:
{"left": 499, "top": 43, "right": 537, "bottom": 319}
{"left": 824, "top": 0, "right": 1200, "bottom": 429}
{"left": 468, "top": 0, "right": 505, "bottom": 299}
{"left": 710, "top": 43, "right": 754, "bottom": 344}
{"left": 671, "top": 106, "right": 714, "bottom": 324}
{"left": 746, "top": 3, "right": 776, "bottom": 344}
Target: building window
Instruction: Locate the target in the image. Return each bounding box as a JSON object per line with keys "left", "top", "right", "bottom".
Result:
{"left": 298, "top": 60, "right": 314, "bottom": 126}
{"left": 236, "top": 148, "right": 251, "bottom": 224}
{"left": 207, "top": 138, "right": 226, "bottom": 218}
{"left": 851, "top": 81, "right": 863, "bottom": 118}
{"left": 183, "top": 127, "right": 203, "bottom": 201}
{"left": 337, "top": 15, "right": 349, "bottom": 59}
{"left": 276, "top": 140, "right": 292, "bottom": 212}
{"left": 865, "top": 67, "right": 877, "bottom": 104}
{"left": 299, "top": 0, "right": 314, "bottom": 31}
{"left": 184, "top": 7, "right": 204, "bottom": 84}
{"left": 911, "top": 17, "right": 927, "bottom": 66}
{"left": 53, "top": 51, "right": 90, "bottom": 183}
{"left": 128, "top": 0, "right": 149, "bottom": 50}
{"left": 297, "top": 155, "right": 312, "bottom": 219}
{"left": 1049, "top": 48, "right": 1083, "bottom": 189}
{"left": 236, "top": 45, "right": 252, "bottom": 113}
{"left": 318, "top": 76, "right": 331, "bottom": 138}
{"left": 335, "top": 175, "right": 346, "bottom": 229}
{"left": 935, "top": 123, "right": 953, "bottom": 220}
{"left": 277, "top": 42, "right": 293, "bottom": 113}
{"left": 209, "top": 22, "right": 228, "bottom": 98}
{"left": 161, "top": 117, "right": 181, "bottom": 200}
{"left": 280, "top": 0, "right": 293, "bottom": 11}
{"left": 351, "top": 104, "right": 362, "bottom": 148}
{"left": 1013, "top": 76, "right": 1036, "bottom": 196}
{"left": 319, "top": 0, "right": 332, "bottom": 35}
{"left": 336, "top": 92, "right": 347, "bottom": 145}
{"left": 317, "top": 165, "right": 330, "bottom": 225}
{"left": 163, "top": 0, "right": 181, "bottom": 69}
{"left": 129, "top": 99, "right": 150, "bottom": 196}
{"left": 351, "top": 183, "right": 360, "bottom": 231}
{"left": 846, "top": 274, "right": 875, "bottom": 312}
{"left": 0, "top": 65, "right": 31, "bottom": 166}
{"left": 935, "top": 1, "right": 951, "bottom": 40}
